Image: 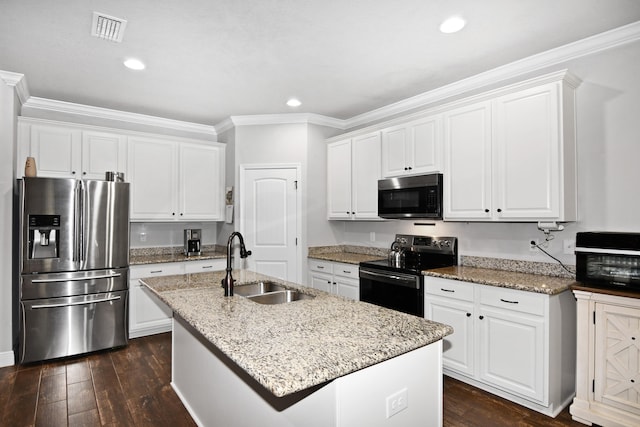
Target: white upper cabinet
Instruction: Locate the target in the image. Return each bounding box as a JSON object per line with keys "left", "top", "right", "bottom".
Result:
{"left": 178, "top": 143, "right": 225, "bottom": 221}
{"left": 81, "top": 131, "right": 127, "bottom": 180}
{"left": 18, "top": 119, "right": 127, "bottom": 179}
{"left": 129, "top": 137, "right": 225, "bottom": 221}
{"left": 381, "top": 115, "right": 442, "bottom": 178}
{"left": 443, "top": 101, "right": 493, "bottom": 220}
{"left": 327, "top": 132, "right": 381, "bottom": 220}
{"left": 128, "top": 137, "right": 178, "bottom": 220}
{"left": 443, "top": 77, "right": 578, "bottom": 222}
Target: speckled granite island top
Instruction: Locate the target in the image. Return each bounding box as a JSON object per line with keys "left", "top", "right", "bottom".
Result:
{"left": 424, "top": 266, "right": 577, "bottom": 295}
{"left": 140, "top": 269, "right": 452, "bottom": 397}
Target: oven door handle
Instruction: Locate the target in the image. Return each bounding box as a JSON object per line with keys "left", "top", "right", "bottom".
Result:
{"left": 359, "top": 269, "right": 420, "bottom": 289}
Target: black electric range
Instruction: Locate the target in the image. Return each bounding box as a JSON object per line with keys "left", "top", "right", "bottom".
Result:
{"left": 359, "top": 234, "right": 458, "bottom": 316}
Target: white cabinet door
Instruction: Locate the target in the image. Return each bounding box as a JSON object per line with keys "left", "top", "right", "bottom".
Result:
{"left": 29, "top": 123, "right": 82, "bottom": 178}
{"left": 381, "top": 125, "right": 409, "bottom": 177}
{"left": 594, "top": 302, "right": 640, "bottom": 414}
{"left": 128, "top": 137, "right": 178, "bottom": 220}
{"left": 327, "top": 139, "right": 353, "bottom": 219}
{"left": 351, "top": 132, "right": 381, "bottom": 219}
{"left": 443, "top": 101, "right": 493, "bottom": 220}
{"left": 426, "top": 297, "right": 475, "bottom": 376}
{"left": 410, "top": 116, "right": 441, "bottom": 175}
{"left": 179, "top": 143, "right": 225, "bottom": 220}
{"left": 478, "top": 305, "right": 545, "bottom": 403}
{"left": 310, "top": 271, "right": 333, "bottom": 293}
{"left": 381, "top": 116, "right": 441, "bottom": 178}
{"left": 336, "top": 277, "right": 359, "bottom": 300}
{"left": 81, "top": 131, "right": 127, "bottom": 180}
{"left": 494, "top": 84, "right": 561, "bottom": 220}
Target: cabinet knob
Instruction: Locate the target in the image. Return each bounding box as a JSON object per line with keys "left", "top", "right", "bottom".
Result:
{"left": 172, "top": 212, "right": 176, "bottom": 216}
{"left": 479, "top": 315, "right": 484, "bottom": 320}
{"left": 351, "top": 212, "right": 355, "bottom": 215}
{"left": 180, "top": 213, "right": 183, "bottom": 216}
{"left": 484, "top": 209, "right": 489, "bottom": 213}
{"left": 82, "top": 172, "right": 86, "bottom": 175}
{"left": 466, "top": 313, "right": 471, "bottom": 317}
{"left": 408, "top": 167, "right": 412, "bottom": 170}
{"left": 497, "top": 208, "right": 502, "bottom": 213}
{"left": 404, "top": 167, "right": 408, "bottom": 170}
{"left": 72, "top": 171, "right": 76, "bottom": 175}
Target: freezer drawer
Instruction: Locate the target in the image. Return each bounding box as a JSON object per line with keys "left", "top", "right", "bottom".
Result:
{"left": 19, "top": 290, "right": 128, "bottom": 363}
{"left": 21, "top": 268, "right": 128, "bottom": 300}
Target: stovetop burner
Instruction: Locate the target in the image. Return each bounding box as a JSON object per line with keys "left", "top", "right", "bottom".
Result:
{"left": 360, "top": 234, "right": 458, "bottom": 275}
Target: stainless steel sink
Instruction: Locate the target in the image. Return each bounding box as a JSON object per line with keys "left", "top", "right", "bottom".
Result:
{"left": 247, "top": 290, "right": 315, "bottom": 305}
{"left": 234, "top": 281, "right": 287, "bottom": 297}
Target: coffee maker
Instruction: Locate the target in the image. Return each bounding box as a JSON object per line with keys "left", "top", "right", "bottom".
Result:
{"left": 184, "top": 229, "right": 201, "bottom": 256}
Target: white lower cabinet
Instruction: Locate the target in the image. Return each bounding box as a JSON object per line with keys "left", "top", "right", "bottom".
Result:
{"left": 570, "top": 290, "right": 640, "bottom": 427}
{"left": 425, "top": 276, "right": 576, "bottom": 417}
{"left": 129, "top": 264, "right": 181, "bottom": 338}
{"left": 308, "top": 260, "right": 359, "bottom": 300}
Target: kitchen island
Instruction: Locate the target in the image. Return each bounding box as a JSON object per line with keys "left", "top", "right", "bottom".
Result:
{"left": 140, "top": 269, "right": 453, "bottom": 427}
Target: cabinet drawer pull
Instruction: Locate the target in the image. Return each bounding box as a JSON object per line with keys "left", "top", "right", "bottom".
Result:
{"left": 440, "top": 288, "right": 455, "bottom": 293}
{"left": 317, "top": 266, "right": 324, "bottom": 269}
{"left": 343, "top": 270, "right": 351, "bottom": 274}
{"left": 201, "top": 266, "right": 213, "bottom": 269}
{"left": 500, "top": 298, "right": 519, "bottom": 304}
{"left": 150, "top": 270, "right": 163, "bottom": 274}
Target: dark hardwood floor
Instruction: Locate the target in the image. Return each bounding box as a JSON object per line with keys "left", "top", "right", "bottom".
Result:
{"left": 0, "top": 332, "right": 584, "bottom": 426}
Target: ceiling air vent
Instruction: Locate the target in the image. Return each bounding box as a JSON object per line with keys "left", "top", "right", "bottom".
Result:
{"left": 91, "top": 12, "right": 127, "bottom": 43}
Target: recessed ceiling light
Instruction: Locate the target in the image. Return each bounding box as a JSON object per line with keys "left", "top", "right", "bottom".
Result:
{"left": 286, "top": 98, "right": 302, "bottom": 107}
{"left": 439, "top": 16, "right": 466, "bottom": 34}
{"left": 124, "top": 58, "right": 145, "bottom": 70}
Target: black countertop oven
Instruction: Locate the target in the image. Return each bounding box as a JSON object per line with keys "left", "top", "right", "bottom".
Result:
{"left": 575, "top": 231, "right": 640, "bottom": 289}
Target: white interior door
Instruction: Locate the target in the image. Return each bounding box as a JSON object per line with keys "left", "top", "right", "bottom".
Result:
{"left": 240, "top": 166, "right": 299, "bottom": 282}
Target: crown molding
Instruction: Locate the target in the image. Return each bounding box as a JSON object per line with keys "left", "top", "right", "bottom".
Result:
{"left": 344, "top": 20, "right": 640, "bottom": 129}
{"left": 22, "top": 96, "right": 217, "bottom": 136}
{"left": 0, "top": 70, "right": 30, "bottom": 104}
{"left": 220, "top": 113, "right": 347, "bottom": 130}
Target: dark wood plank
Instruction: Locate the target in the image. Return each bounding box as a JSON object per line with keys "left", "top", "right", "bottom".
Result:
{"left": 66, "top": 359, "right": 91, "bottom": 384}
{"left": 38, "top": 372, "right": 66, "bottom": 404}
{"left": 67, "top": 379, "right": 97, "bottom": 415}
{"left": 68, "top": 408, "right": 101, "bottom": 427}
{"left": 35, "top": 399, "right": 67, "bottom": 427}
{"left": 95, "top": 387, "right": 136, "bottom": 425}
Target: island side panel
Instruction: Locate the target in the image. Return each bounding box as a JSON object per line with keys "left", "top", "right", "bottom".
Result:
{"left": 171, "top": 315, "right": 445, "bottom": 427}
{"left": 171, "top": 316, "right": 337, "bottom": 427}
{"left": 335, "top": 341, "right": 443, "bottom": 427}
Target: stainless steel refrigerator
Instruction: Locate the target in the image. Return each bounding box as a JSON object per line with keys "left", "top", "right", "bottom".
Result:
{"left": 17, "top": 177, "right": 130, "bottom": 363}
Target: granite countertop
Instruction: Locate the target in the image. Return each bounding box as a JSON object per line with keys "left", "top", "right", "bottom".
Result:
{"left": 424, "top": 266, "right": 577, "bottom": 295}
{"left": 140, "top": 270, "right": 452, "bottom": 397}
{"left": 130, "top": 246, "right": 226, "bottom": 265}
{"left": 307, "top": 245, "right": 387, "bottom": 265}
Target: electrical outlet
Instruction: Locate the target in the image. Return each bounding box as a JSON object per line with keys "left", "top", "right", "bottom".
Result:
{"left": 529, "top": 238, "right": 539, "bottom": 252}
{"left": 386, "top": 388, "right": 408, "bottom": 418}
{"left": 563, "top": 239, "right": 575, "bottom": 254}
{"left": 139, "top": 232, "right": 147, "bottom": 242}
{"left": 370, "top": 232, "right": 376, "bottom": 242}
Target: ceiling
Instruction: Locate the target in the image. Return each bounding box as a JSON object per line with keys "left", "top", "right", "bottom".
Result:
{"left": 2, "top": 0, "right": 640, "bottom": 128}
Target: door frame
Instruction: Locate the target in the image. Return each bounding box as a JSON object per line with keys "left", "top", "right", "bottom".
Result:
{"left": 239, "top": 163, "right": 302, "bottom": 283}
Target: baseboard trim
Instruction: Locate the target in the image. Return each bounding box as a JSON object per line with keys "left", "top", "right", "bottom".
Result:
{"left": 0, "top": 350, "right": 15, "bottom": 368}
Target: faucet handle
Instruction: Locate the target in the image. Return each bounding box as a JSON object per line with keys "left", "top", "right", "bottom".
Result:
{"left": 240, "top": 249, "right": 252, "bottom": 258}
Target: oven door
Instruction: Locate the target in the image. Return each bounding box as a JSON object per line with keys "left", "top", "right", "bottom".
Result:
{"left": 359, "top": 267, "right": 424, "bottom": 317}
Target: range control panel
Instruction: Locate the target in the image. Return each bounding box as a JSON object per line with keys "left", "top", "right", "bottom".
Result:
{"left": 394, "top": 234, "right": 457, "bottom": 254}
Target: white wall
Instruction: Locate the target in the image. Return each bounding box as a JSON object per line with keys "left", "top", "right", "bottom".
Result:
{"left": 0, "top": 77, "right": 20, "bottom": 365}
{"left": 323, "top": 40, "right": 640, "bottom": 266}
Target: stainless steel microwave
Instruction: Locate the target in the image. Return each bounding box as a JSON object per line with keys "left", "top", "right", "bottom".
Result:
{"left": 378, "top": 173, "right": 443, "bottom": 219}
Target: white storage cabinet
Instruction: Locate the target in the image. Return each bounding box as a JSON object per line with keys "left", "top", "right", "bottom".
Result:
{"left": 17, "top": 118, "right": 127, "bottom": 179}
{"left": 381, "top": 115, "right": 442, "bottom": 178}
{"left": 128, "top": 137, "right": 225, "bottom": 221}
{"left": 308, "top": 260, "right": 359, "bottom": 300}
{"left": 327, "top": 132, "right": 381, "bottom": 220}
{"left": 443, "top": 75, "right": 579, "bottom": 222}
{"left": 570, "top": 290, "right": 640, "bottom": 427}
{"left": 425, "top": 276, "right": 576, "bottom": 416}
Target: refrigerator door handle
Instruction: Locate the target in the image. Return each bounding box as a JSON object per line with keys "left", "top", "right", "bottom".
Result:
{"left": 31, "top": 273, "right": 122, "bottom": 283}
{"left": 78, "top": 179, "right": 85, "bottom": 265}
{"left": 31, "top": 295, "right": 121, "bottom": 309}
